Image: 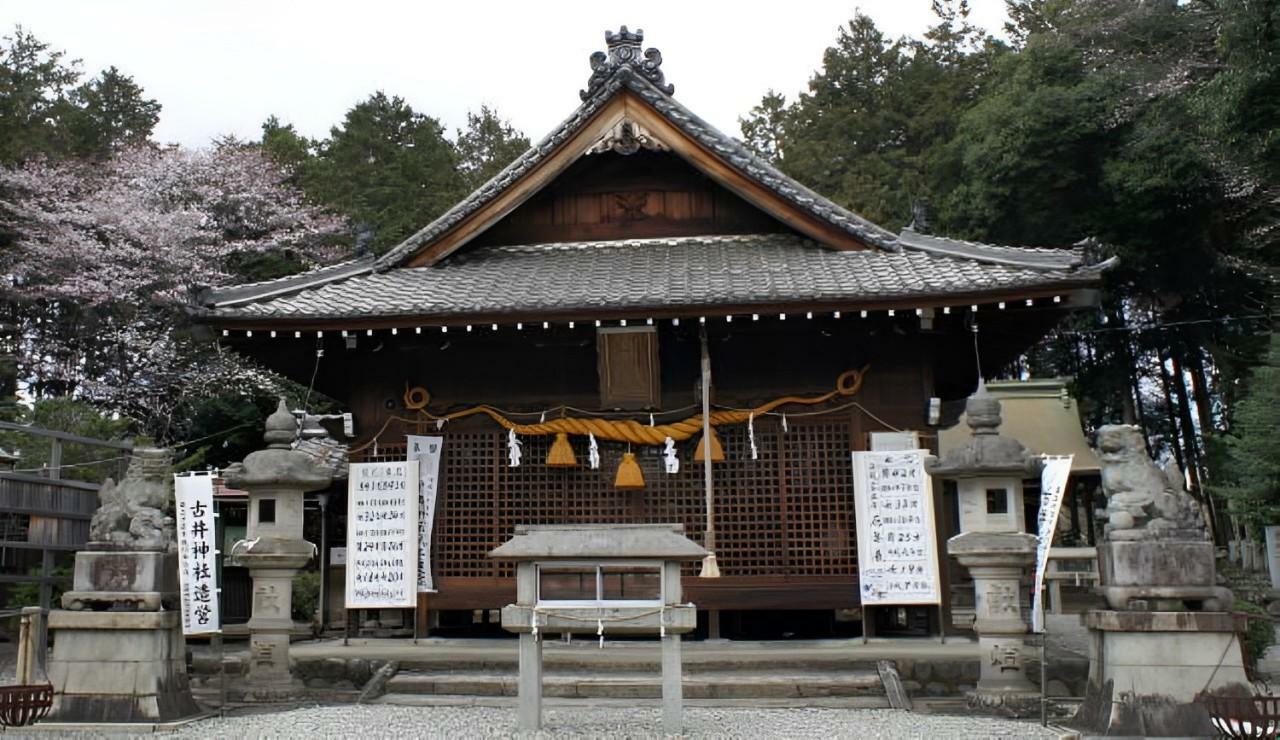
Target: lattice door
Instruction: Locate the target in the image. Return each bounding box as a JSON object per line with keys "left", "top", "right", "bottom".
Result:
{"left": 352, "top": 417, "right": 856, "bottom": 580}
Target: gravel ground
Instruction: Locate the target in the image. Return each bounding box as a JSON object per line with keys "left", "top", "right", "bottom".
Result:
{"left": 121, "top": 704, "right": 1060, "bottom": 739}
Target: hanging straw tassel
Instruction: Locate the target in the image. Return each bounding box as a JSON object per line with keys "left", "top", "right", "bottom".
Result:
{"left": 546, "top": 432, "right": 577, "bottom": 468}
{"left": 614, "top": 452, "right": 645, "bottom": 489}
{"left": 693, "top": 425, "right": 725, "bottom": 462}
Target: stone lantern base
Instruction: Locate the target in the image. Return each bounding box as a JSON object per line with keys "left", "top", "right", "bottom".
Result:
{"left": 1071, "top": 610, "right": 1251, "bottom": 736}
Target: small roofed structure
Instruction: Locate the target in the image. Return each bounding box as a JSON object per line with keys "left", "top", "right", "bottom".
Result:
{"left": 490, "top": 522, "right": 706, "bottom": 732}
{"left": 940, "top": 378, "right": 1100, "bottom": 474}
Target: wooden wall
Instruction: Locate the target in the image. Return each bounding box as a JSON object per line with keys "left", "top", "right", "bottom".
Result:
{"left": 470, "top": 151, "right": 790, "bottom": 247}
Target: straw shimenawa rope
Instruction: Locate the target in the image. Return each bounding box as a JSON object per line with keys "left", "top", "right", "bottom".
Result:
{"left": 401, "top": 366, "right": 869, "bottom": 446}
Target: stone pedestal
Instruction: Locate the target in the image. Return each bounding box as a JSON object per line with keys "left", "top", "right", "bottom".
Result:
{"left": 237, "top": 552, "right": 313, "bottom": 700}
{"left": 1072, "top": 610, "right": 1251, "bottom": 736}
{"left": 61, "top": 550, "right": 178, "bottom": 611}
{"left": 948, "top": 530, "right": 1040, "bottom": 716}
{"left": 46, "top": 610, "right": 199, "bottom": 722}
{"left": 1098, "top": 540, "right": 1232, "bottom": 611}
{"left": 46, "top": 445, "right": 201, "bottom": 724}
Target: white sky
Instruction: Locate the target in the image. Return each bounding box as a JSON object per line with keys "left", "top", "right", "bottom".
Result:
{"left": 4, "top": 1, "right": 1010, "bottom": 149}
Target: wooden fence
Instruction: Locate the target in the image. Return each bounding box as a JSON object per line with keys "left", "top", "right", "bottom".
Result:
{"left": 0, "top": 421, "right": 132, "bottom": 620}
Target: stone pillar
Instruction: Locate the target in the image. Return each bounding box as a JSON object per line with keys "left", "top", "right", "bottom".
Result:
{"left": 223, "top": 399, "right": 332, "bottom": 701}
{"left": 661, "top": 634, "right": 682, "bottom": 733}
{"left": 517, "top": 631, "right": 543, "bottom": 731}
{"left": 948, "top": 533, "right": 1039, "bottom": 712}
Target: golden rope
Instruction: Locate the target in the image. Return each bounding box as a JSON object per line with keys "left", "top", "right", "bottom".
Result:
{"left": 409, "top": 367, "right": 868, "bottom": 446}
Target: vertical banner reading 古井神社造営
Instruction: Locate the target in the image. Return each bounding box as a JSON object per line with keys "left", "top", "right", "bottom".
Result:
{"left": 174, "top": 472, "right": 220, "bottom": 635}
{"left": 406, "top": 435, "right": 443, "bottom": 593}
{"left": 852, "top": 450, "right": 941, "bottom": 605}
{"left": 1032, "top": 454, "right": 1074, "bottom": 633}
{"left": 346, "top": 460, "right": 419, "bottom": 609}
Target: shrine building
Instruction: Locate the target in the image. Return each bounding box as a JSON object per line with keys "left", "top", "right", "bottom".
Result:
{"left": 195, "top": 27, "right": 1110, "bottom": 638}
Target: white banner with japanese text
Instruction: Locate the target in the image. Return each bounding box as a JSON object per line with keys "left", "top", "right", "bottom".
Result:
{"left": 852, "top": 450, "right": 941, "bottom": 605}
{"left": 406, "top": 435, "right": 444, "bottom": 593}
{"left": 1032, "top": 455, "right": 1074, "bottom": 632}
{"left": 174, "top": 473, "right": 220, "bottom": 634}
{"left": 346, "top": 461, "right": 419, "bottom": 608}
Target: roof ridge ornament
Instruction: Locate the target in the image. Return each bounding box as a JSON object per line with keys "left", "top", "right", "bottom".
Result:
{"left": 586, "top": 118, "right": 670, "bottom": 156}
{"left": 581, "top": 26, "right": 674, "bottom": 101}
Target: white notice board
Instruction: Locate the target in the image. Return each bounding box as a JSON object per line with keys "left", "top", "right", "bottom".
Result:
{"left": 852, "top": 450, "right": 941, "bottom": 605}
{"left": 345, "top": 460, "right": 419, "bottom": 608}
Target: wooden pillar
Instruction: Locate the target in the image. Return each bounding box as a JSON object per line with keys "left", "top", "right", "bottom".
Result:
{"left": 415, "top": 592, "right": 432, "bottom": 638}
{"left": 37, "top": 548, "right": 53, "bottom": 652}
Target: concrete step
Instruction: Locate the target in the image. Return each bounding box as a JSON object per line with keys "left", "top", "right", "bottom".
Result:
{"left": 391, "top": 645, "right": 883, "bottom": 674}
{"left": 373, "top": 694, "right": 892, "bottom": 709}
{"left": 385, "top": 669, "right": 884, "bottom": 700}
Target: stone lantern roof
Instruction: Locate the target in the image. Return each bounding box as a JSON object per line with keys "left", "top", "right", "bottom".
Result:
{"left": 928, "top": 384, "right": 1043, "bottom": 479}
{"left": 223, "top": 398, "right": 332, "bottom": 491}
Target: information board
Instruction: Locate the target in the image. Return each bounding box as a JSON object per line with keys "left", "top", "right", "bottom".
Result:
{"left": 852, "top": 450, "right": 941, "bottom": 605}
{"left": 345, "top": 460, "right": 419, "bottom": 608}
{"left": 406, "top": 435, "right": 443, "bottom": 593}
{"left": 174, "top": 473, "right": 220, "bottom": 634}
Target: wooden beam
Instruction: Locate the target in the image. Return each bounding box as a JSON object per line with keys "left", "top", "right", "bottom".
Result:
{"left": 405, "top": 98, "right": 631, "bottom": 267}
{"left": 0, "top": 421, "right": 134, "bottom": 450}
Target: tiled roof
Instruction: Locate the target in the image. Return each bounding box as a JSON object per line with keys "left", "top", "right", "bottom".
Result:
{"left": 197, "top": 30, "right": 1114, "bottom": 324}
{"left": 203, "top": 234, "right": 1104, "bottom": 323}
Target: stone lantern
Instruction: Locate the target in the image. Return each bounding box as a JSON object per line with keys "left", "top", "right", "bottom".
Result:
{"left": 223, "top": 399, "right": 332, "bottom": 700}
{"left": 927, "top": 385, "right": 1042, "bottom": 715}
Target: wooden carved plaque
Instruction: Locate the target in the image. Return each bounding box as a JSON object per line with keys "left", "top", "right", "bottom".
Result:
{"left": 597, "top": 327, "right": 660, "bottom": 409}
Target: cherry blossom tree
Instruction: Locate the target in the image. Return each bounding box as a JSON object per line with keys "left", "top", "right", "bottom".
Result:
{"left": 0, "top": 141, "right": 347, "bottom": 439}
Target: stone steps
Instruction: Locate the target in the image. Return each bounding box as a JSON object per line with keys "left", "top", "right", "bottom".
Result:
{"left": 384, "top": 668, "right": 885, "bottom": 700}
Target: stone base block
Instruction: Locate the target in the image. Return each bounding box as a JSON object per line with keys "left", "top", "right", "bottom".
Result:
{"left": 1071, "top": 610, "right": 1252, "bottom": 736}
{"left": 966, "top": 688, "right": 1041, "bottom": 718}
{"left": 63, "top": 550, "right": 178, "bottom": 610}
{"left": 1097, "top": 541, "right": 1230, "bottom": 610}
{"left": 46, "top": 609, "right": 200, "bottom": 723}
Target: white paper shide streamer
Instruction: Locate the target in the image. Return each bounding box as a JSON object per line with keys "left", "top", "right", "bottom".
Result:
{"left": 507, "top": 429, "right": 522, "bottom": 467}
{"left": 662, "top": 436, "right": 680, "bottom": 474}
{"left": 748, "top": 412, "right": 758, "bottom": 460}
{"left": 588, "top": 433, "right": 600, "bottom": 469}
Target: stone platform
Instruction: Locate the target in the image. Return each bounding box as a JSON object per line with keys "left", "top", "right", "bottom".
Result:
{"left": 185, "top": 635, "right": 1091, "bottom": 707}
{"left": 1072, "top": 610, "right": 1252, "bottom": 736}
{"left": 46, "top": 609, "right": 200, "bottom": 723}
